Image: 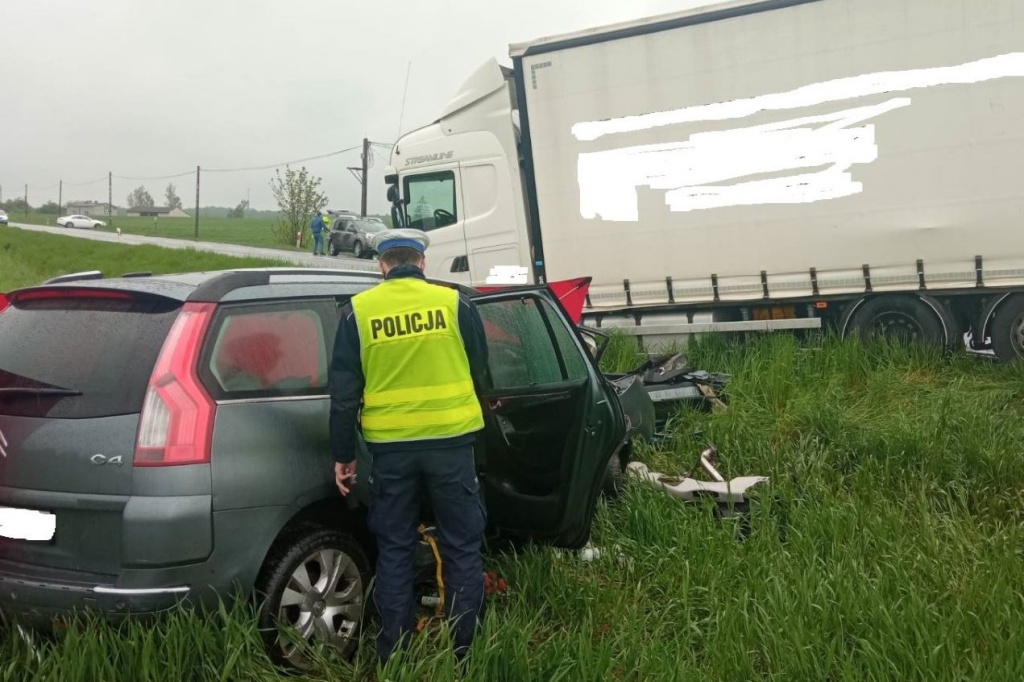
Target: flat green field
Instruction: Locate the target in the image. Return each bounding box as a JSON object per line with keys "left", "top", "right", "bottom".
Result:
{"left": 12, "top": 213, "right": 306, "bottom": 251}
{"left": 1, "top": 229, "right": 1023, "bottom": 681}
{"left": 0, "top": 227, "right": 288, "bottom": 291}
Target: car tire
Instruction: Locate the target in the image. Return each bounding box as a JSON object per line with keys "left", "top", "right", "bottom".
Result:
{"left": 254, "top": 523, "right": 371, "bottom": 669}
{"left": 990, "top": 294, "right": 1024, "bottom": 363}
{"left": 329, "top": 242, "right": 339, "bottom": 257}
{"left": 352, "top": 241, "right": 364, "bottom": 259}
{"left": 601, "top": 452, "right": 624, "bottom": 498}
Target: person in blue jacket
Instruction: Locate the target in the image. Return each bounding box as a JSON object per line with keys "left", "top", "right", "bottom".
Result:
{"left": 310, "top": 210, "right": 326, "bottom": 256}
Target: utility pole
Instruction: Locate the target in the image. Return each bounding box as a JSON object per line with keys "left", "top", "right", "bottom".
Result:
{"left": 194, "top": 166, "right": 200, "bottom": 239}
{"left": 108, "top": 172, "right": 112, "bottom": 225}
{"left": 361, "top": 137, "right": 369, "bottom": 217}
{"left": 58, "top": 180, "right": 62, "bottom": 218}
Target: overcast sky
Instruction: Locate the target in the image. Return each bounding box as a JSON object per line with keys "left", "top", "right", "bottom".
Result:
{"left": 1, "top": 0, "right": 710, "bottom": 214}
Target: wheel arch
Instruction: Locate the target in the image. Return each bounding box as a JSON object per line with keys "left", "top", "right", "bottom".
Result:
{"left": 838, "top": 292, "right": 957, "bottom": 349}
{"left": 232, "top": 498, "right": 372, "bottom": 598}
{"left": 978, "top": 291, "right": 1017, "bottom": 342}
{"left": 272, "top": 498, "right": 373, "bottom": 555}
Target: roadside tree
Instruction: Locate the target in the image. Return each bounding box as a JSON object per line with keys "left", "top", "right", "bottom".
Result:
{"left": 269, "top": 165, "right": 327, "bottom": 246}
{"left": 227, "top": 200, "right": 249, "bottom": 219}
{"left": 1, "top": 199, "right": 31, "bottom": 214}
{"left": 165, "top": 184, "right": 183, "bottom": 210}
{"left": 127, "top": 186, "right": 155, "bottom": 209}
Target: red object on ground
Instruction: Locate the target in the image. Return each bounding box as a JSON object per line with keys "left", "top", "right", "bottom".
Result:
{"left": 477, "top": 276, "right": 591, "bottom": 324}
{"left": 484, "top": 571, "right": 508, "bottom": 596}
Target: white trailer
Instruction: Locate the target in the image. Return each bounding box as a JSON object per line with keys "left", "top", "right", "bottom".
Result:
{"left": 385, "top": 0, "right": 1024, "bottom": 359}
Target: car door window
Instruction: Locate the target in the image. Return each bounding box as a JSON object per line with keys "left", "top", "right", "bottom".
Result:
{"left": 201, "top": 303, "right": 330, "bottom": 398}
{"left": 477, "top": 295, "right": 588, "bottom": 389}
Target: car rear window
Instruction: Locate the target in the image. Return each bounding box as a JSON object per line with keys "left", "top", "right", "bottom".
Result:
{"left": 0, "top": 294, "right": 181, "bottom": 418}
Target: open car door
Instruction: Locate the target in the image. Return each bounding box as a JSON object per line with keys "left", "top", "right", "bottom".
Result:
{"left": 470, "top": 287, "right": 627, "bottom": 549}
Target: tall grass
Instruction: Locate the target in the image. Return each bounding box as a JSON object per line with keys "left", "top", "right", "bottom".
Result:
{"left": 0, "top": 229, "right": 290, "bottom": 291}
{"left": 12, "top": 214, "right": 306, "bottom": 251}
{"left": 3, "top": 333, "right": 1023, "bottom": 680}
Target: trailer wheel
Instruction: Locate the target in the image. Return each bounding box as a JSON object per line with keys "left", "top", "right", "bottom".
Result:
{"left": 847, "top": 295, "right": 946, "bottom": 348}
{"left": 989, "top": 295, "right": 1024, "bottom": 362}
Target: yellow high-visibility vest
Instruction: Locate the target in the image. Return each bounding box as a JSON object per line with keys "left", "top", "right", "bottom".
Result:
{"left": 351, "top": 276, "right": 484, "bottom": 443}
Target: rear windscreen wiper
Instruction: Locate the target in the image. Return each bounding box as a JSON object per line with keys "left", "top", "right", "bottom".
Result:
{"left": 0, "top": 387, "right": 83, "bottom": 397}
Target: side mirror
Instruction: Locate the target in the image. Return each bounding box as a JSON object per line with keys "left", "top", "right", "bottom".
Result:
{"left": 391, "top": 204, "right": 404, "bottom": 229}
{"left": 386, "top": 184, "right": 400, "bottom": 202}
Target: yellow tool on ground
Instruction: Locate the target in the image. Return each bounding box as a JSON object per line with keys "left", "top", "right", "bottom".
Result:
{"left": 416, "top": 524, "right": 445, "bottom": 632}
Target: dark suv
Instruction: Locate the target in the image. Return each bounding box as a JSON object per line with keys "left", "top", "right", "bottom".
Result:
{"left": 327, "top": 216, "right": 386, "bottom": 259}
{"left": 0, "top": 267, "right": 641, "bottom": 665}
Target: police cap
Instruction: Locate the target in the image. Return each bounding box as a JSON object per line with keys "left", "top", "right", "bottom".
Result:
{"left": 371, "top": 228, "right": 431, "bottom": 255}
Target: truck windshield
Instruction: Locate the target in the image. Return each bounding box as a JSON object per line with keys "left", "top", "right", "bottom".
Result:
{"left": 404, "top": 171, "right": 457, "bottom": 231}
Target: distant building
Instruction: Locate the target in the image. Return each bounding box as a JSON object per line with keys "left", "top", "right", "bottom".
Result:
{"left": 66, "top": 200, "right": 119, "bottom": 216}
{"left": 126, "top": 206, "right": 190, "bottom": 218}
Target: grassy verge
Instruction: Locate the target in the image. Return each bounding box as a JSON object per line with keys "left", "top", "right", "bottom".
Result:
{"left": 11, "top": 214, "right": 304, "bottom": 251}
{"left": 0, "top": 228, "right": 290, "bottom": 291}
{"left": 2, "top": 331, "right": 1022, "bottom": 680}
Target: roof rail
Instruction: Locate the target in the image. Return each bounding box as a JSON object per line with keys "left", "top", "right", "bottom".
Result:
{"left": 43, "top": 270, "right": 104, "bottom": 285}
{"left": 121, "top": 271, "right": 153, "bottom": 278}
{"left": 187, "top": 267, "right": 383, "bottom": 302}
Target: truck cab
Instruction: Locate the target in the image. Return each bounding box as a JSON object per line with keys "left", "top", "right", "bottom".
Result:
{"left": 385, "top": 60, "right": 534, "bottom": 288}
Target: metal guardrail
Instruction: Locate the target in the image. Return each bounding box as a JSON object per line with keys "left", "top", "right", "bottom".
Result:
{"left": 591, "top": 317, "right": 822, "bottom": 335}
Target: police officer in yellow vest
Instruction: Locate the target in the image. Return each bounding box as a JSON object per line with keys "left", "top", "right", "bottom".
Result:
{"left": 329, "top": 228, "right": 489, "bottom": 664}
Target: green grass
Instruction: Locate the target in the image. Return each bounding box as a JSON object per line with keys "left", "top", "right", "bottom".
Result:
{"left": 12, "top": 213, "right": 306, "bottom": 251}
{"left": 3, "top": 330, "right": 1023, "bottom": 681}
{"left": 0, "top": 228, "right": 290, "bottom": 291}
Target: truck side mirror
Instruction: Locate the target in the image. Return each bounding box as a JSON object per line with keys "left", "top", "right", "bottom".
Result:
{"left": 386, "top": 185, "right": 399, "bottom": 202}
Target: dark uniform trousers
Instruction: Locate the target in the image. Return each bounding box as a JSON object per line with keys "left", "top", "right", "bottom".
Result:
{"left": 367, "top": 443, "right": 486, "bottom": 661}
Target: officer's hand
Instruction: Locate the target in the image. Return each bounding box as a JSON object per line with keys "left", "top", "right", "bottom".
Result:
{"left": 335, "top": 461, "right": 357, "bottom": 496}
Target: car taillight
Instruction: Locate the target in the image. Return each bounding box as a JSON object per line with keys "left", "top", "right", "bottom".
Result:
{"left": 0, "top": 293, "right": 9, "bottom": 313}
{"left": 134, "top": 302, "right": 217, "bottom": 466}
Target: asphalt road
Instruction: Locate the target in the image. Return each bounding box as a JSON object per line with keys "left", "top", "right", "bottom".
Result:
{"left": 8, "top": 222, "right": 380, "bottom": 273}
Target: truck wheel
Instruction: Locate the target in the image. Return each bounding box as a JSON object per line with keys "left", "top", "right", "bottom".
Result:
{"left": 989, "top": 295, "right": 1024, "bottom": 362}
{"left": 847, "top": 295, "right": 946, "bottom": 348}
{"left": 254, "top": 524, "right": 370, "bottom": 669}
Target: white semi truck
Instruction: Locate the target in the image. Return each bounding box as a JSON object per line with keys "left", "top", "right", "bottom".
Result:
{"left": 384, "top": 0, "right": 1024, "bottom": 360}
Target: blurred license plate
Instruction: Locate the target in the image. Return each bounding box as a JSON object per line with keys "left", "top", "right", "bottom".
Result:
{"left": 0, "top": 506, "right": 56, "bottom": 541}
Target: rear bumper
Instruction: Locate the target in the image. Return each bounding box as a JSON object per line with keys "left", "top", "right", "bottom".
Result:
{"left": 0, "top": 559, "right": 190, "bottom": 627}
{"left": 0, "top": 504, "right": 307, "bottom": 628}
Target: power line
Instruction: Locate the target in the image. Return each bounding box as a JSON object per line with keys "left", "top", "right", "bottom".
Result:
{"left": 11, "top": 139, "right": 391, "bottom": 200}
{"left": 64, "top": 176, "right": 110, "bottom": 187}
{"left": 204, "top": 145, "right": 361, "bottom": 173}
{"left": 114, "top": 170, "right": 195, "bottom": 181}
